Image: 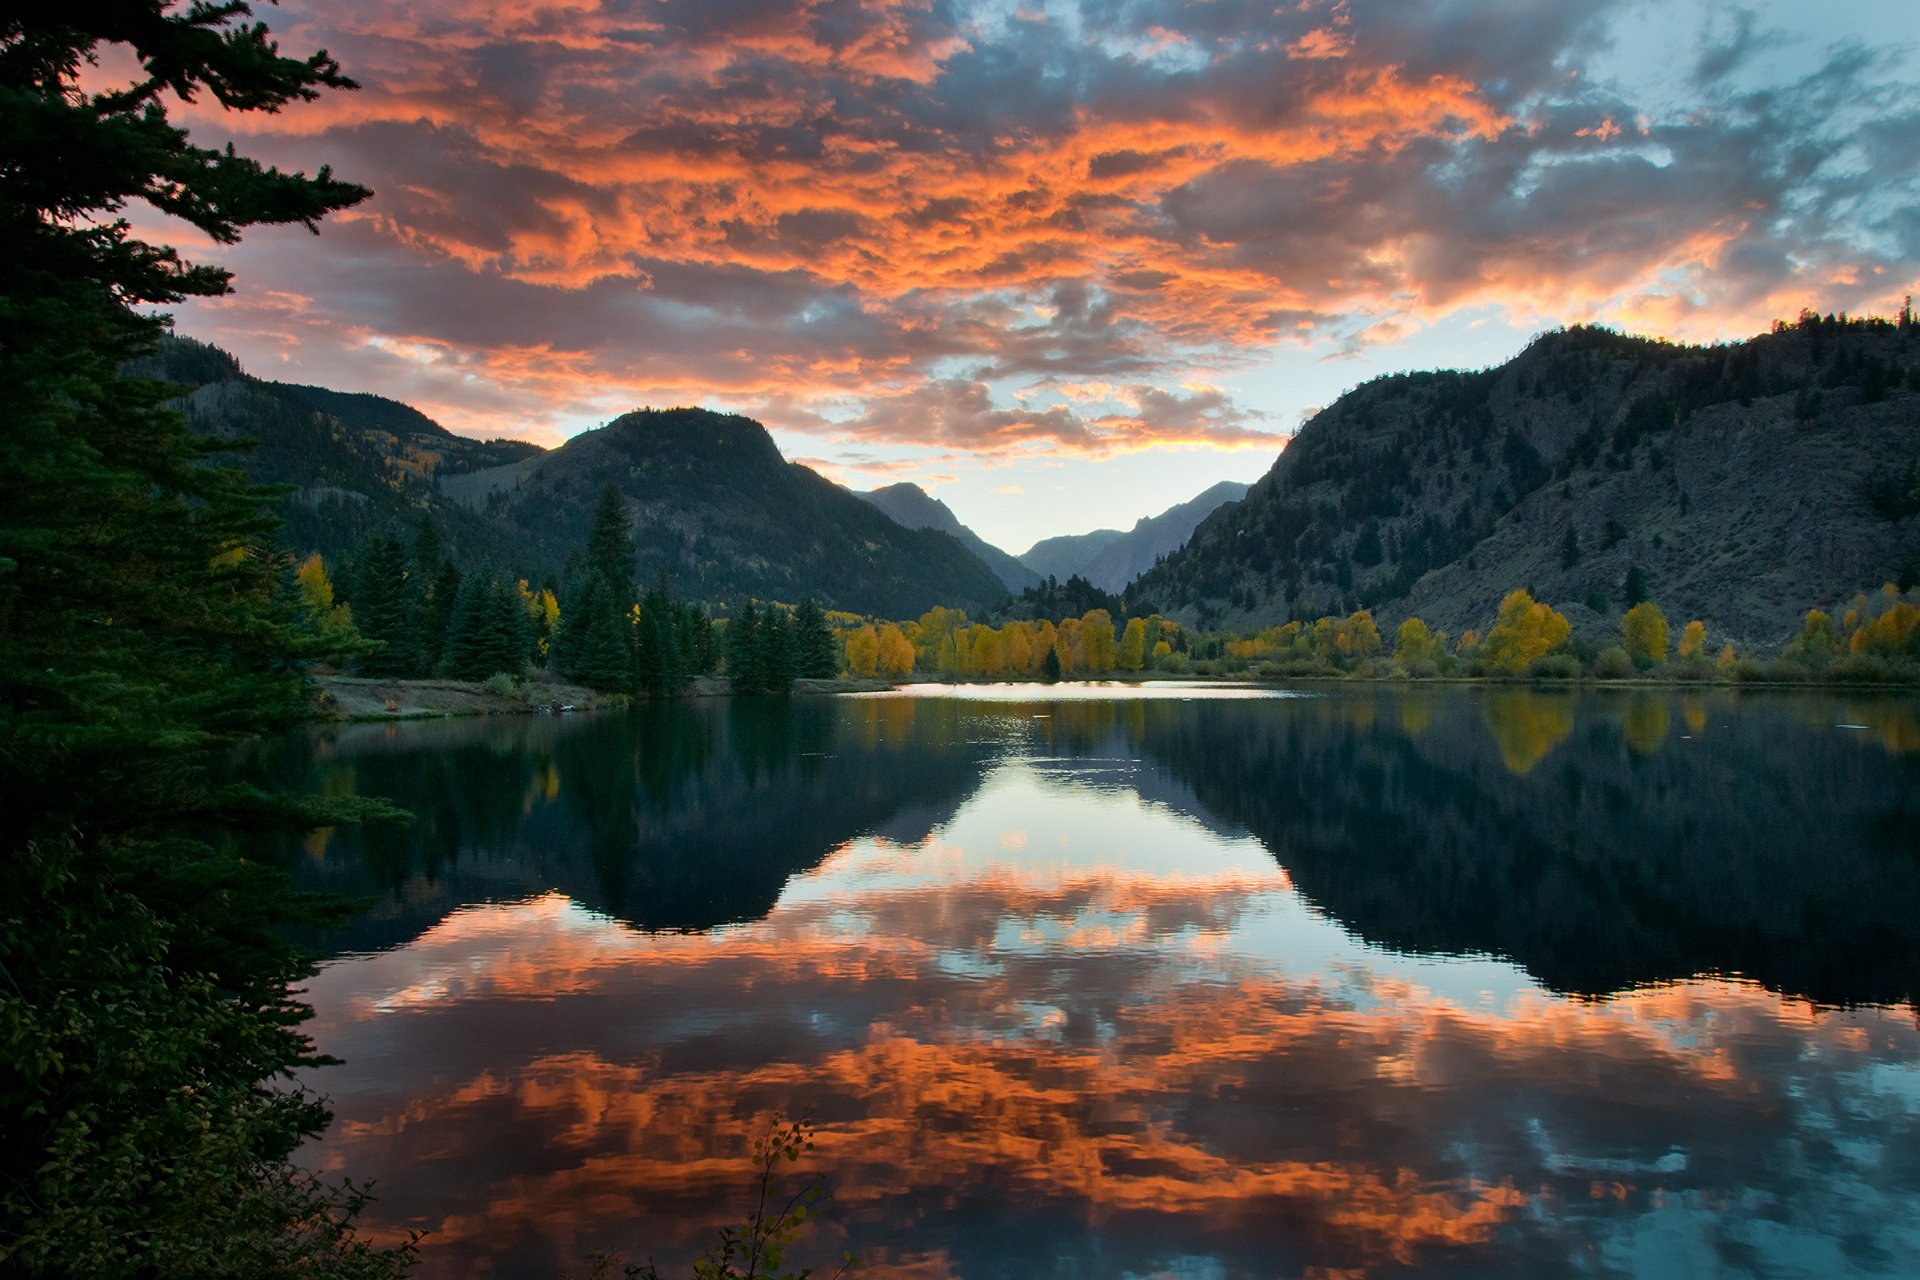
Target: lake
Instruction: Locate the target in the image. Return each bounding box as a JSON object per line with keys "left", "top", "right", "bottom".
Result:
{"left": 254, "top": 684, "right": 1920, "bottom": 1279}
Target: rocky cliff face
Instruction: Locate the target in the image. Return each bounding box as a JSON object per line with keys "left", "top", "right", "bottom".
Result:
{"left": 1129, "top": 319, "right": 1920, "bottom": 643}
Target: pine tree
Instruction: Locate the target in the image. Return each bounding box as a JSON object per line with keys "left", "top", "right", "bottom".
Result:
{"left": 1623, "top": 563, "right": 1650, "bottom": 608}
{"left": 728, "top": 602, "right": 767, "bottom": 694}
{"left": 636, "top": 576, "right": 688, "bottom": 695}
{"left": 554, "top": 575, "right": 630, "bottom": 692}
{"left": 585, "top": 484, "right": 637, "bottom": 596}
{"left": 443, "top": 571, "right": 533, "bottom": 681}
{"left": 0, "top": 4, "right": 408, "bottom": 1273}
{"left": 414, "top": 512, "right": 445, "bottom": 582}
{"left": 350, "top": 534, "right": 418, "bottom": 676}
{"left": 763, "top": 609, "right": 797, "bottom": 693}
{"left": 793, "top": 597, "right": 837, "bottom": 679}
{"left": 419, "top": 558, "right": 462, "bottom": 673}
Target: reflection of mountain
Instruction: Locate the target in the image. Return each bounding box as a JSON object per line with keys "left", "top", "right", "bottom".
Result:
{"left": 1119, "top": 691, "right": 1920, "bottom": 1006}
{"left": 252, "top": 700, "right": 996, "bottom": 955}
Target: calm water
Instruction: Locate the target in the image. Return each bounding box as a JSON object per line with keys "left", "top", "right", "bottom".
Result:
{"left": 254, "top": 685, "right": 1920, "bottom": 1279}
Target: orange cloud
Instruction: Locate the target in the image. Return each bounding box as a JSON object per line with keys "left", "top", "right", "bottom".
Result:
{"left": 303, "top": 886, "right": 1920, "bottom": 1278}
{"left": 155, "top": 0, "right": 1920, "bottom": 456}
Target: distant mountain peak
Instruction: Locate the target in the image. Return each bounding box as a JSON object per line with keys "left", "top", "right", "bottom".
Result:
{"left": 1016, "top": 480, "right": 1249, "bottom": 593}
{"left": 859, "top": 483, "right": 1039, "bottom": 592}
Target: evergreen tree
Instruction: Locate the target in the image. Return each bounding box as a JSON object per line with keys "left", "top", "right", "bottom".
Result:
{"left": 414, "top": 512, "right": 445, "bottom": 582}
{"left": 793, "top": 597, "right": 837, "bottom": 679}
{"left": 419, "top": 558, "right": 462, "bottom": 673}
{"left": 763, "top": 608, "right": 797, "bottom": 693}
{"left": 349, "top": 533, "right": 418, "bottom": 676}
{"left": 1623, "top": 563, "right": 1651, "bottom": 608}
{"left": 1560, "top": 524, "right": 1581, "bottom": 569}
{"left": 636, "top": 576, "right": 688, "bottom": 695}
{"left": 0, "top": 4, "right": 409, "bottom": 1273}
{"left": 554, "top": 575, "right": 630, "bottom": 692}
{"left": 728, "top": 602, "right": 767, "bottom": 694}
{"left": 585, "top": 484, "right": 637, "bottom": 595}
{"left": 443, "top": 570, "right": 533, "bottom": 681}
{"left": 679, "top": 602, "right": 718, "bottom": 676}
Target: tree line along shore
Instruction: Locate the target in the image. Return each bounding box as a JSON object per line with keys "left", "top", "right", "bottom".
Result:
{"left": 303, "top": 486, "right": 1920, "bottom": 710}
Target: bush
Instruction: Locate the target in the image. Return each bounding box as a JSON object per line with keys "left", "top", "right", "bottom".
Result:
{"left": 1828, "top": 653, "right": 1899, "bottom": 684}
{"left": 1592, "top": 646, "right": 1634, "bottom": 679}
{"left": 1529, "top": 653, "right": 1582, "bottom": 681}
{"left": 483, "top": 671, "right": 519, "bottom": 697}
{"left": 1763, "top": 657, "right": 1811, "bottom": 683}
{"left": 1402, "top": 656, "right": 1441, "bottom": 679}
{"left": 1667, "top": 657, "right": 1713, "bottom": 683}
{"left": 1728, "top": 657, "right": 1769, "bottom": 683}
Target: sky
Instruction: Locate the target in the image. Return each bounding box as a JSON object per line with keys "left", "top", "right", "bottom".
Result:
{"left": 154, "top": 0, "right": 1920, "bottom": 553}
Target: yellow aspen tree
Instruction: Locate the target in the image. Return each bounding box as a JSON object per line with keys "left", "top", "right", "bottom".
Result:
{"left": 970, "top": 624, "right": 1003, "bottom": 675}
{"left": 1029, "top": 620, "right": 1057, "bottom": 674}
{"left": 1056, "top": 617, "right": 1084, "bottom": 675}
{"left": 1621, "top": 600, "right": 1669, "bottom": 668}
{"left": 1081, "top": 609, "right": 1117, "bottom": 671}
{"left": 1005, "top": 621, "right": 1034, "bottom": 674}
{"left": 1117, "top": 618, "right": 1147, "bottom": 671}
{"left": 845, "top": 624, "right": 880, "bottom": 677}
{"left": 1678, "top": 619, "right": 1706, "bottom": 659}
{"left": 1339, "top": 610, "right": 1382, "bottom": 659}
{"left": 877, "top": 623, "right": 916, "bottom": 677}
{"left": 1481, "top": 590, "right": 1571, "bottom": 673}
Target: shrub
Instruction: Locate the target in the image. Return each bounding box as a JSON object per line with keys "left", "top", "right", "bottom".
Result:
{"left": 484, "top": 671, "right": 519, "bottom": 698}
{"left": 1763, "top": 657, "right": 1811, "bottom": 683}
{"left": 1592, "top": 646, "right": 1634, "bottom": 679}
{"left": 1729, "top": 657, "right": 1768, "bottom": 683}
{"left": 1828, "top": 653, "right": 1899, "bottom": 683}
{"left": 1529, "top": 653, "right": 1582, "bottom": 681}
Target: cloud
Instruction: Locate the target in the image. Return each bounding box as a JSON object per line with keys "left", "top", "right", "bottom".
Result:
{"left": 827, "top": 378, "right": 1278, "bottom": 456}
{"left": 163, "top": 0, "right": 1920, "bottom": 452}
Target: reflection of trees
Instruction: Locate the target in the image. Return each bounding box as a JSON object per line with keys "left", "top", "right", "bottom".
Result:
{"left": 1125, "top": 691, "right": 1920, "bottom": 1006}
{"left": 265, "top": 700, "right": 995, "bottom": 953}
{"left": 1480, "top": 689, "right": 1575, "bottom": 774}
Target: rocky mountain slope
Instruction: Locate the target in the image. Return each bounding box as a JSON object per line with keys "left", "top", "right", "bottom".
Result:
{"left": 859, "top": 483, "right": 1040, "bottom": 591}
{"left": 1128, "top": 318, "right": 1920, "bottom": 644}
{"left": 441, "top": 409, "right": 1010, "bottom": 616}
{"left": 149, "top": 335, "right": 1010, "bottom": 615}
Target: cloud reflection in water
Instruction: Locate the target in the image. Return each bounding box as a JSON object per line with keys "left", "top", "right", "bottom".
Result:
{"left": 299, "top": 745, "right": 1920, "bottom": 1279}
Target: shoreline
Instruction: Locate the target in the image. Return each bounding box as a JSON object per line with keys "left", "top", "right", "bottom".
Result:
{"left": 317, "top": 669, "right": 1920, "bottom": 721}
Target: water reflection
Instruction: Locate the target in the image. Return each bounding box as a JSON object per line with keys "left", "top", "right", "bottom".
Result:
{"left": 272, "top": 689, "right": 1920, "bottom": 1278}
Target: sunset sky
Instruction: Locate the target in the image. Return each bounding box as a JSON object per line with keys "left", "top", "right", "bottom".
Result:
{"left": 160, "top": 0, "right": 1920, "bottom": 550}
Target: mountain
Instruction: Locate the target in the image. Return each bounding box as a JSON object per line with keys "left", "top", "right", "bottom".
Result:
{"left": 1020, "top": 528, "right": 1125, "bottom": 585}
{"left": 137, "top": 335, "right": 541, "bottom": 567}
{"left": 1127, "top": 318, "right": 1920, "bottom": 643}
{"left": 148, "top": 335, "right": 1011, "bottom": 616}
{"left": 442, "top": 410, "right": 1010, "bottom": 616}
{"left": 859, "top": 483, "right": 1041, "bottom": 591}
{"left": 1018, "top": 481, "right": 1248, "bottom": 592}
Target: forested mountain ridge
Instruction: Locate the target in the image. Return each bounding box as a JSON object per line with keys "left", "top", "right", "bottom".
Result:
{"left": 135, "top": 335, "right": 539, "bottom": 566}
{"left": 859, "top": 482, "right": 1042, "bottom": 591}
{"left": 146, "top": 336, "right": 1011, "bottom": 615}
{"left": 442, "top": 409, "right": 1011, "bottom": 616}
{"left": 1128, "top": 317, "right": 1920, "bottom": 642}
